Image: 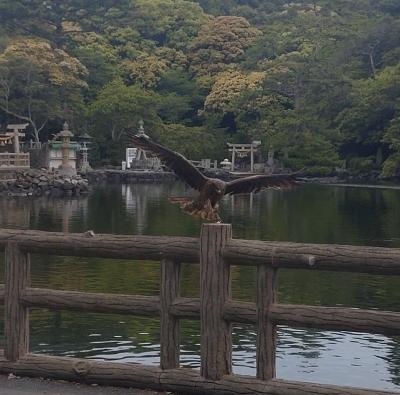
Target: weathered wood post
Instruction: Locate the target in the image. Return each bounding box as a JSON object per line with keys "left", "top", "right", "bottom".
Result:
{"left": 231, "top": 146, "right": 236, "bottom": 171}
{"left": 200, "top": 223, "right": 232, "bottom": 380}
{"left": 160, "top": 259, "right": 180, "bottom": 369}
{"left": 250, "top": 144, "right": 254, "bottom": 173}
{"left": 4, "top": 242, "right": 30, "bottom": 361}
{"left": 256, "top": 265, "right": 277, "bottom": 380}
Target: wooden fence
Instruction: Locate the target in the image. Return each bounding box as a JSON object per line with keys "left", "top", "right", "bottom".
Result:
{"left": 21, "top": 140, "right": 42, "bottom": 151}
{"left": 0, "top": 224, "right": 400, "bottom": 394}
{"left": 190, "top": 159, "right": 218, "bottom": 170}
{"left": 0, "top": 153, "right": 30, "bottom": 168}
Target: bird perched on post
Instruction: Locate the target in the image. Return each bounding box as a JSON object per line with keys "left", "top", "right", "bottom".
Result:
{"left": 128, "top": 133, "right": 299, "bottom": 222}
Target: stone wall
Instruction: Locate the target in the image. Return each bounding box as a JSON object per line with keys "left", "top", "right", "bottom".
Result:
{"left": 0, "top": 169, "right": 89, "bottom": 197}
{"left": 86, "top": 169, "right": 176, "bottom": 184}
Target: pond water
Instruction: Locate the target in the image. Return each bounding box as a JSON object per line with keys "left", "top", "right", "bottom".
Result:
{"left": 1, "top": 182, "right": 400, "bottom": 391}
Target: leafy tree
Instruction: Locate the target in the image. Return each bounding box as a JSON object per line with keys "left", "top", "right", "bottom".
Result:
{"left": 378, "top": 0, "right": 400, "bottom": 16}
{"left": 338, "top": 18, "right": 400, "bottom": 78}
{"left": 158, "top": 123, "right": 225, "bottom": 159}
{"left": 204, "top": 70, "right": 265, "bottom": 113}
{"left": 189, "top": 16, "right": 261, "bottom": 76}
{"left": 128, "top": 0, "right": 208, "bottom": 50}
{"left": 232, "top": 87, "right": 341, "bottom": 173}
{"left": 0, "top": 0, "right": 399, "bottom": 173}
{"left": 337, "top": 64, "right": 400, "bottom": 169}
{"left": 0, "top": 38, "right": 87, "bottom": 141}
{"left": 383, "top": 116, "right": 400, "bottom": 176}
{"left": 120, "top": 55, "right": 169, "bottom": 89}
{"left": 72, "top": 45, "right": 117, "bottom": 97}
{"left": 0, "top": 0, "right": 132, "bottom": 46}
{"left": 157, "top": 69, "right": 204, "bottom": 102}
{"left": 156, "top": 69, "right": 206, "bottom": 124}
{"left": 88, "top": 78, "right": 162, "bottom": 163}
{"left": 277, "top": 115, "right": 342, "bottom": 174}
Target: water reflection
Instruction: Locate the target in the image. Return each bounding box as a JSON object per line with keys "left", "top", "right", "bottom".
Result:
{"left": 0, "top": 195, "right": 89, "bottom": 232}
{"left": 1, "top": 182, "right": 400, "bottom": 390}
{"left": 277, "top": 327, "right": 400, "bottom": 388}
{"left": 30, "top": 310, "right": 161, "bottom": 365}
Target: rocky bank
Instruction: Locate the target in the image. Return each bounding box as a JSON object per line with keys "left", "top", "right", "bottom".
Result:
{"left": 0, "top": 170, "right": 90, "bottom": 197}
{"left": 86, "top": 169, "right": 176, "bottom": 184}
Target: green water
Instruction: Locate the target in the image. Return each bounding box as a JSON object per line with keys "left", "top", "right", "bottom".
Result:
{"left": 1, "top": 182, "right": 400, "bottom": 391}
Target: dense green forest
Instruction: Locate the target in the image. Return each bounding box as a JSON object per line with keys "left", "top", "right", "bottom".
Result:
{"left": 0, "top": 0, "right": 399, "bottom": 176}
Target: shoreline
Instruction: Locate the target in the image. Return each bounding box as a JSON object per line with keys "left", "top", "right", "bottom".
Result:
{"left": 320, "top": 182, "right": 400, "bottom": 190}
{"left": 1, "top": 168, "right": 400, "bottom": 200}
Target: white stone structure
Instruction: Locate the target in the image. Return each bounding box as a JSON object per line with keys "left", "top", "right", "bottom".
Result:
{"left": 48, "top": 144, "right": 77, "bottom": 171}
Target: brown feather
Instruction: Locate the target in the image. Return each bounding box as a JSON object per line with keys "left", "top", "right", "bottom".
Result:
{"left": 169, "top": 196, "right": 220, "bottom": 222}
{"left": 224, "top": 174, "right": 298, "bottom": 195}
{"left": 127, "top": 132, "right": 208, "bottom": 191}
{"left": 126, "top": 132, "right": 299, "bottom": 222}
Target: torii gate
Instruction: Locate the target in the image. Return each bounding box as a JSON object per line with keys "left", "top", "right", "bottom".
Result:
{"left": 5, "top": 123, "right": 29, "bottom": 153}
{"left": 227, "top": 141, "right": 261, "bottom": 172}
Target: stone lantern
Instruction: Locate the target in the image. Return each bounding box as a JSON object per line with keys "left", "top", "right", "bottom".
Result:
{"left": 57, "top": 122, "right": 75, "bottom": 176}
{"left": 77, "top": 132, "right": 92, "bottom": 173}
{"left": 220, "top": 158, "right": 232, "bottom": 170}
{"left": 137, "top": 119, "right": 149, "bottom": 138}
{"left": 126, "top": 119, "right": 152, "bottom": 169}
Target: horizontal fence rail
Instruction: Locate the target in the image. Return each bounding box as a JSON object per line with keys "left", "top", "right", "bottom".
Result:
{"left": 0, "top": 228, "right": 199, "bottom": 262}
{"left": 2, "top": 228, "right": 400, "bottom": 273}
{"left": 0, "top": 352, "right": 395, "bottom": 395}
{"left": 224, "top": 239, "right": 400, "bottom": 274}
{"left": 0, "top": 153, "right": 30, "bottom": 168}
{"left": 0, "top": 225, "right": 400, "bottom": 395}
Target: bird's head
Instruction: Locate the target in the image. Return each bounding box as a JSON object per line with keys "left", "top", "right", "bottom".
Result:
{"left": 211, "top": 180, "right": 225, "bottom": 198}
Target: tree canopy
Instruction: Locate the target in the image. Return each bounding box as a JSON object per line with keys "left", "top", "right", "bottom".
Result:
{"left": 0, "top": 0, "right": 399, "bottom": 176}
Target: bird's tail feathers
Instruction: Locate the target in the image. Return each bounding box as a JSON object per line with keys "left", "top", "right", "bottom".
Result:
{"left": 168, "top": 197, "right": 220, "bottom": 222}
{"left": 168, "top": 196, "right": 192, "bottom": 204}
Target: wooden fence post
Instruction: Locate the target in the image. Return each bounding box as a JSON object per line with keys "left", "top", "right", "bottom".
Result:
{"left": 4, "top": 242, "right": 30, "bottom": 361}
{"left": 200, "top": 223, "right": 232, "bottom": 380}
{"left": 256, "top": 265, "right": 277, "bottom": 380}
{"left": 160, "top": 259, "right": 180, "bottom": 369}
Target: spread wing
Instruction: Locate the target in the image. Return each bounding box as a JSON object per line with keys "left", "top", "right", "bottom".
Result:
{"left": 224, "top": 173, "right": 298, "bottom": 195}
{"left": 127, "top": 132, "right": 208, "bottom": 191}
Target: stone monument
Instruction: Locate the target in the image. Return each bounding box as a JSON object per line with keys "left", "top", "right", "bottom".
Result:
{"left": 55, "top": 122, "right": 76, "bottom": 176}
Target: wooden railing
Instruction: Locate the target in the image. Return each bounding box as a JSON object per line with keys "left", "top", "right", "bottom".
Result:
{"left": 129, "top": 157, "right": 162, "bottom": 171}
{"left": 0, "top": 153, "right": 30, "bottom": 168}
{"left": 21, "top": 140, "right": 42, "bottom": 151}
{"left": 0, "top": 225, "right": 399, "bottom": 395}
{"left": 190, "top": 158, "right": 218, "bottom": 169}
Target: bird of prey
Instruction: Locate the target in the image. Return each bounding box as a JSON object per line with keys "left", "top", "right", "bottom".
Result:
{"left": 128, "top": 133, "right": 299, "bottom": 222}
